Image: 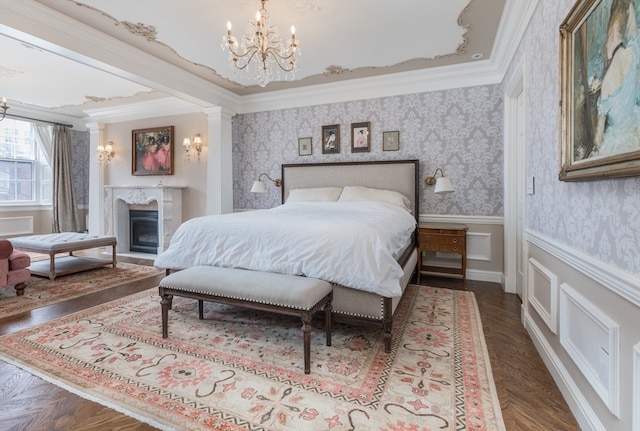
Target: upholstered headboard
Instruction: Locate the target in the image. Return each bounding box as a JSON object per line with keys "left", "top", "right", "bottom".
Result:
{"left": 281, "top": 160, "right": 419, "bottom": 221}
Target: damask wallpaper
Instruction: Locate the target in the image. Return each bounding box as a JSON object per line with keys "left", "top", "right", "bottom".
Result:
{"left": 232, "top": 85, "right": 504, "bottom": 217}
{"left": 505, "top": 0, "right": 640, "bottom": 275}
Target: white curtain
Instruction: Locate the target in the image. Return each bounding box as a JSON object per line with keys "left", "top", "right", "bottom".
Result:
{"left": 33, "top": 124, "right": 53, "bottom": 166}
{"left": 52, "top": 125, "right": 81, "bottom": 233}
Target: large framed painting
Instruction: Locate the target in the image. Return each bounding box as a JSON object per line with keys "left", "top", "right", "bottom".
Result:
{"left": 558, "top": 0, "right": 640, "bottom": 181}
{"left": 132, "top": 126, "right": 174, "bottom": 176}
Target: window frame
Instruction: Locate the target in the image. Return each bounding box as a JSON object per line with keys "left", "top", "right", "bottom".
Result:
{"left": 0, "top": 118, "right": 52, "bottom": 209}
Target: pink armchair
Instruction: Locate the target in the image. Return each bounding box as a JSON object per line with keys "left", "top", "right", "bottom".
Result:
{"left": 0, "top": 239, "right": 31, "bottom": 296}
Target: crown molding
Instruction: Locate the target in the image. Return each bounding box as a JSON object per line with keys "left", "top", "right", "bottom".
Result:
{"left": 235, "top": 58, "right": 502, "bottom": 114}
{"left": 82, "top": 97, "right": 204, "bottom": 123}
{"left": 491, "top": 0, "right": 539, "bottom": 77}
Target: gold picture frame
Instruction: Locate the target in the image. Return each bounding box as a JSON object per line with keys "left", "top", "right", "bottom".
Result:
{"left": 132, "top": 126, "right": 174, "bottom": 176}
{"left": 558, "top": 0, "right": 640, "bottom": 181}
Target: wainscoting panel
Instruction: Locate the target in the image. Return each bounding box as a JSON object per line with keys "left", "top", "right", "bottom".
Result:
{"left": 634, "top": 342, "right": 640, "bottom": 431}
{"left": 467, "top": 232, "right": 491, "bottom": 261}
{"left": 0, "top": 216, "right": 34, "bottom": 236}
{"left": 560, "top": 282, "right": 620, "bottom": 417}
{"left": 528, "top": 257, "right": 558, "bottom": 334}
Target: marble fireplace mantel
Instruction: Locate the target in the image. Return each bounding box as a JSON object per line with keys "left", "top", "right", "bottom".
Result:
{"left": 105, "top": 185, "right": 184, "bottom": 255}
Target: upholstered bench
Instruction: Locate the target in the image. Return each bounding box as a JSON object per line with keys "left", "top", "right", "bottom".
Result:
{"left": 158, "top": 266, "right": 333, "bottom": 374}
{"left": 10, "top": 232, "right": 117, "bottom": 280}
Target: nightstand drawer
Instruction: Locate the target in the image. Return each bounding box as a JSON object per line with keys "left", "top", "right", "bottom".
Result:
{"left": 419, "top": 233, "right": 464, "bottom": 251}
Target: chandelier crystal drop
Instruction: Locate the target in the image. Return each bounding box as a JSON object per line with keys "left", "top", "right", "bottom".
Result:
{"left": 221, "top": 0, "right": 300, "bottom": 87}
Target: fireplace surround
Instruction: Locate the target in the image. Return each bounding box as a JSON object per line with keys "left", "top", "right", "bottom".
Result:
{"left": 105, "top": 186, "right": 183, "bottom": 255}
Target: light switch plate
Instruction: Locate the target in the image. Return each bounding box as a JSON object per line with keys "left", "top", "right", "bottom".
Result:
{"left": 527, "top": 176, "right": 535, "bottom": 195}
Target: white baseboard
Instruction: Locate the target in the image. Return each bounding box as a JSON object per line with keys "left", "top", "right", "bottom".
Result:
{"left": 524, "top": 311, "right": 605, "bottom": 431}
{"left": 467, "top": 268, "right": 502, "bottom": 284}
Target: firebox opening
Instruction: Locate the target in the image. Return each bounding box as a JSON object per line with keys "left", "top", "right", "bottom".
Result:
{"left": 129, "top": 210, "right": 159, "bottom": 254}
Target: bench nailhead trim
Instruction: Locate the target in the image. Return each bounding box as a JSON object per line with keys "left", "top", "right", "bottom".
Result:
{"left": 159, "top": 285, "right": 329, "bottom": 311}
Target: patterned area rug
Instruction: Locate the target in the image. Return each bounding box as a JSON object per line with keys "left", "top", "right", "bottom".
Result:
{"left": 0, "top": 262, "right": 163, "bottom": 318}
{"left": 0, "top": 285, "right": 505, "bottom": 431}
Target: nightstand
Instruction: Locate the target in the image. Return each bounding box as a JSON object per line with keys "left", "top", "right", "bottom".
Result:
{"left": 417, "top": 223, "right": 468, "bottom": 284}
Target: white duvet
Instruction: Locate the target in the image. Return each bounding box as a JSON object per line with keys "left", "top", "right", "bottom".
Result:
{"left": 154, "top": 201, "right": 416, "bottom": 297}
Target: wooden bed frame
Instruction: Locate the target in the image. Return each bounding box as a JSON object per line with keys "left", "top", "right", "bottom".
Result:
{"left": 281, "top": 159, "right": 419, "bottom": 352}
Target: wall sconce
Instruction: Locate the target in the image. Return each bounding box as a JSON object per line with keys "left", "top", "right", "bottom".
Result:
{"left": 0, "top": 97, "right": 8, "bottom": 122}
{"left": 251, "top": 173, "right": 282, "bottom": 193}
{"left": 425, "top": 168, "right": 454, "bottom": 194}
{"left": 183, "top": 134, "right": 204, "bottom": 163}
{"left": 97, "top": 141, "right": 114, "bottom": 164}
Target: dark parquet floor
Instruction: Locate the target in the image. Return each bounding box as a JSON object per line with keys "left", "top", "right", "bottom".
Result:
{"left": 0, "top": 255, "right": 580, "bottom": 430}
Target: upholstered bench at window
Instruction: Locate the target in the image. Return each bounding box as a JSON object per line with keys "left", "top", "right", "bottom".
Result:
{"left": 158, "top": 266, "right": 333, "bottom": 374}
{"left": 10, "top": 232, "right": 117, "bottom": 280}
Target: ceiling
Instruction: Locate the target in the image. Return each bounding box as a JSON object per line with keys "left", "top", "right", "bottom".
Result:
{"left": 0, "top": 0, "right": 529, "bottom": 122}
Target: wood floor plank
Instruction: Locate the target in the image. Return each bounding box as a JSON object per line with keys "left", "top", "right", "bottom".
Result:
{"left": 0, "top": 259, "right": 579, "bottom": 430}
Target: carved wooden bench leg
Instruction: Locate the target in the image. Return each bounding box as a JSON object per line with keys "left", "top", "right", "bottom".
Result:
{"left": 160, "top": 293, "right": 173, "bottom": 338}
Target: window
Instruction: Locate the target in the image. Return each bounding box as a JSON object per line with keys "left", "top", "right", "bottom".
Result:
{"left": 0, "top": 118, "right": 51, "bottom": 204}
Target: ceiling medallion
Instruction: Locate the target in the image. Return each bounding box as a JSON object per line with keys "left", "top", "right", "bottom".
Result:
{"left": 222, "top": 0, "right": 300, "bottom": 87}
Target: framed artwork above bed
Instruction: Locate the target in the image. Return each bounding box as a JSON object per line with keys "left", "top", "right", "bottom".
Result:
{"left": 298, "top": 137, "right": 312, "bottom": 156}
{"left": 351, "top": 122, "right": 371, "bottom": 153}
{"left": 322, "top": 125, "right": 340, "bottom": 154}
{"left": 383, "top": 131, "right": 400, "bottom": 151}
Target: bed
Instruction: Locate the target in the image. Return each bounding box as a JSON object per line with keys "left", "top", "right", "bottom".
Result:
{"left": 154, "top": 160, "right": 419, "bottom": 352}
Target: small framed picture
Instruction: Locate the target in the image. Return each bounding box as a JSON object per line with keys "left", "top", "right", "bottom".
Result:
{"left": 132, "top": 126, "right": 174, "bottom": 175}
{"left": 351, "top": 122, "right": 370, "bottom": 153}
{"left": 383, "top": 131, "right": 400, "bottom": 151}
{"left": 322, "top": 125, "right": 340, "bottom": 154}
{"left": 298, "top": 137, "right": 312, "bottom": 156}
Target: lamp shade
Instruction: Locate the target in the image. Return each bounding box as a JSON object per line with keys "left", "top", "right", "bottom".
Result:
{"left": 250, "top": 180, "right": 266, "bottom": 193}
{"left": 434, "top": 177, "right": 454, "bottom": 194}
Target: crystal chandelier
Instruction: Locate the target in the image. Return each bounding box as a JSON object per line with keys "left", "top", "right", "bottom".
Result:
{"left": 222, "top": 0, "right": 300, "bottom": 87}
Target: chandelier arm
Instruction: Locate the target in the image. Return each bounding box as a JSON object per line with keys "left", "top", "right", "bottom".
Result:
{"left": 229, "top": 44, "right": 260, "bottom": 60}
{"left": 265, "top": 54, "right": 296, "bottom": 72}
{"left": 266, "top": 48, "right": 295, "bottom": 61}
{"left": 232, "top": 50, "right": 261, "bottom": 70}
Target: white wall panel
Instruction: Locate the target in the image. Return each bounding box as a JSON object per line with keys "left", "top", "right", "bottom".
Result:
{"left": 560, "top": 283, "right": 620, "bottom": 417}
{"left": 0, "top": 216, "right": 34, "bottom": 236}
{"left": 634, "top": 342, "right": 640, "bottom": 431}
{"left": 467, "top": 232, "right": 491, "bottom": 261}
{"left": 528, "top": 257, "right": 558, "bottom": 334}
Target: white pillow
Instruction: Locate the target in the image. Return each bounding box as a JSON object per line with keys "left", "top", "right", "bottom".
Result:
{"left": 286, "top": 187, "right": 343, "bottom": 203}
{"left": 338, "top": 185, "right": 412, "bottom": 211}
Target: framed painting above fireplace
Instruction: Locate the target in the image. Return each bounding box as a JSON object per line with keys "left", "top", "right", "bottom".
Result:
{"left": 132, "top": 126, "right": 174, "bottom": 176}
